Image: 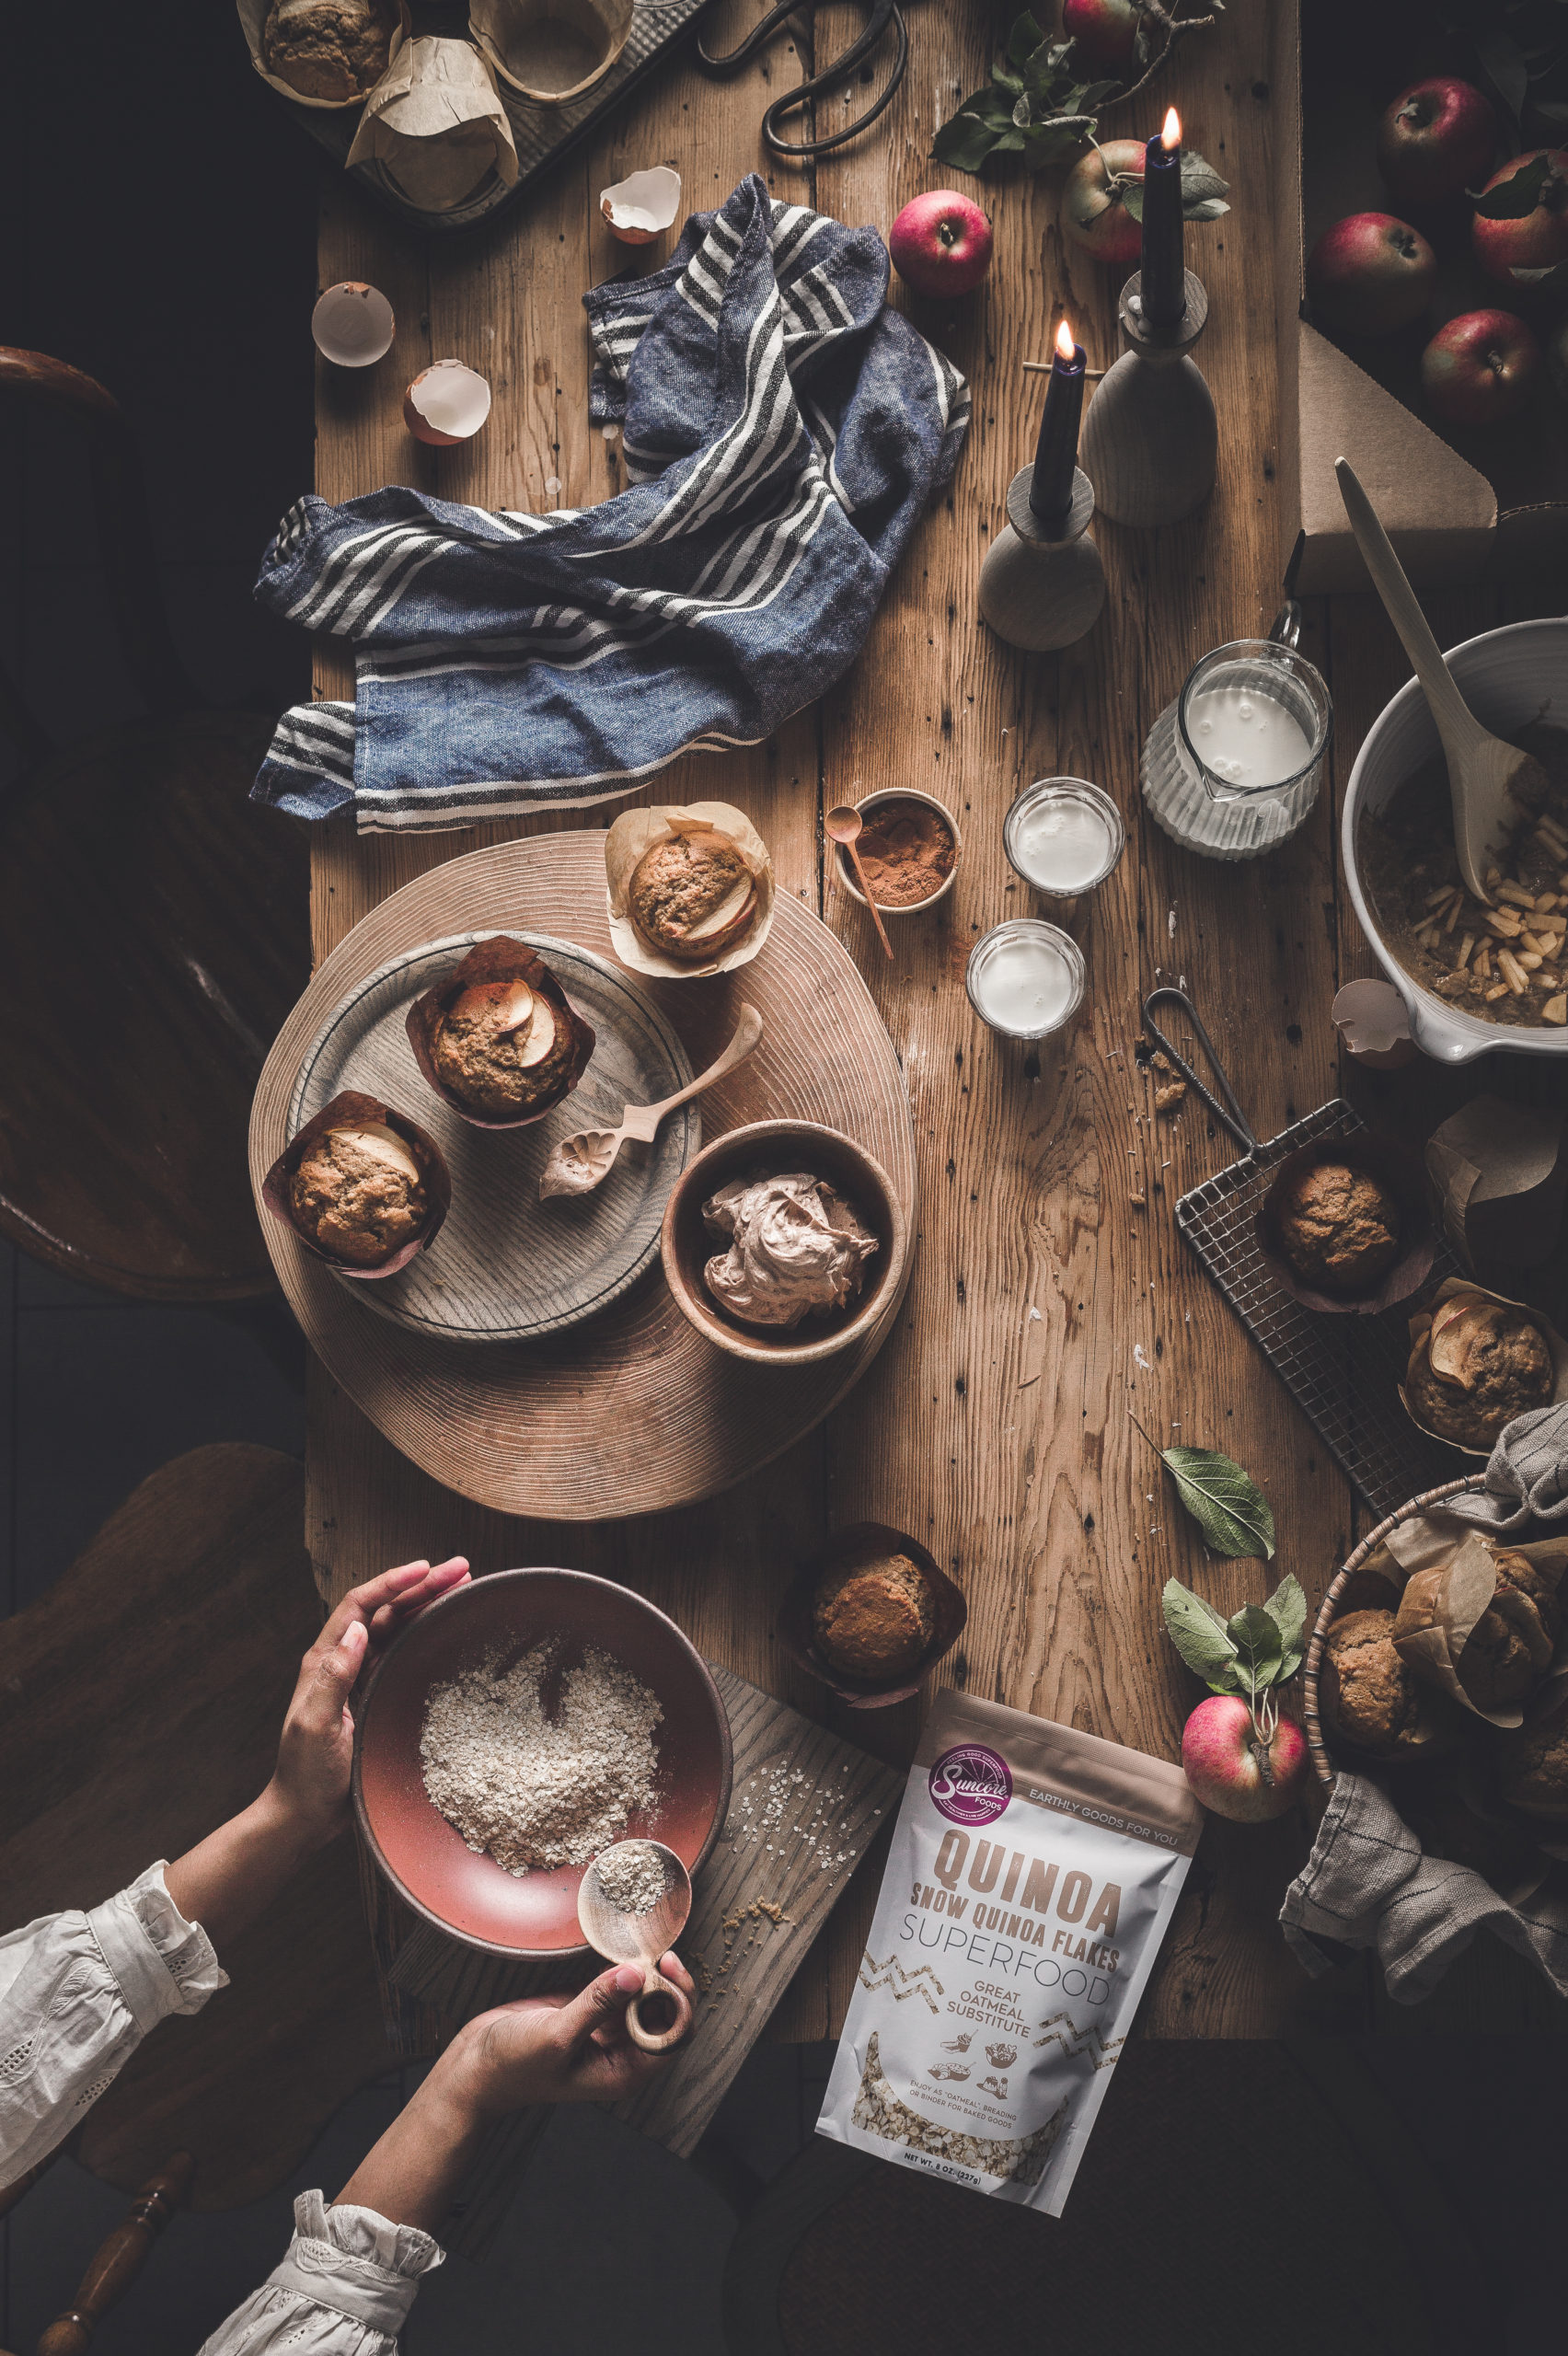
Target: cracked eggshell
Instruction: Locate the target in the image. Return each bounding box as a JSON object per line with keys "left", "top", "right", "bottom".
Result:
{"left": 237, "top": 0, "right": 410, "bottom": 110}
{"left": 261, "top": 1089, "right": 450, "bottom": 1278}
{"left": 605, "top": 802, "right": 775, "bottom": 980}
{"left": 1332, "top": 977, "right": 1415, "bottom": 1071}
{"left": 1401, "top": 1276, "right": 1568, "bottom": 1458}
{"left": 312, "top": 281, "right": 396, "bottom": 367}
{"left": 471, "top": 0, "right": 633, "bottom": 103}
{"left": 600, "top": 167, "right": 682, "bottom": 245}
{"left": 405, "top": 935, "right": 595, "bottom": 1129}
{"left": 404, "top": 359, "right": 492, "bottom": 445}
{"left": 347, "top": 35, "right": 518, "bottom": 214}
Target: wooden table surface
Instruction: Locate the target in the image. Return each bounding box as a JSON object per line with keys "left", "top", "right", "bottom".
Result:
{"left": 306, "top": 0, "right": 1565, "bottom": 2038}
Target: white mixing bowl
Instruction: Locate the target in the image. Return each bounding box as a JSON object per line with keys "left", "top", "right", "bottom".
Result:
{"left": 1342, "top": 617, "right": 1568, "bottom": 1065}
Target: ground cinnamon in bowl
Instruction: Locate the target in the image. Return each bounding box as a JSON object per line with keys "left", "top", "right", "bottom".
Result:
{"left": 841, "top": 794, "right": 958, "bottom": 910}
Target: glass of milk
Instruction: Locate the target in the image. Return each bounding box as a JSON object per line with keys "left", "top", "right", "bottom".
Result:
{"left": 965, "top": 919, "right": 1086, "bottom": 1041}
{"left": 1004, "top": 777, "right": 1124, "bottom": 900}
{"left": 1142, "top": 638, "right": 1332, "bottom": 860}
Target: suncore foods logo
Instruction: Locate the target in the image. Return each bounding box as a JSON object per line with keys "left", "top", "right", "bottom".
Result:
{"left": 928, "top": 1743, "right": 1011, "bottom": 1826}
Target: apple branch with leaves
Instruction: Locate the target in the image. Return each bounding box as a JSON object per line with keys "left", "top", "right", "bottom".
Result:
{"left": 1162, "top": 1574, "right": 1307, "bottom": 1761}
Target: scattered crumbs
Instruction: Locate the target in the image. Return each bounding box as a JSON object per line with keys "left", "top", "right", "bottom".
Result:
{"left": 544, "top": 474, "right": 562, "bottom": 495}
{"left": 1167, "top": 906, "right": 1177, "bottom": 939}
{"left": 1129, "top": 1190, "right": 1147, "bottom": 1208}
{"left": 1133, "top": 1343, "right": 1151, "bottom": 1370}
{"left": 1028, "top": 1306, "right": 1042, "bottom": 1322}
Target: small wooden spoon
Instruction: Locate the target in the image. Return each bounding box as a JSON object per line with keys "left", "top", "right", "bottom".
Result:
{"left": 539, "top": 1004, "right": 762, "bottom": 1200}
{"left": 577, "top": 1839, "right": 694, "bottom": 2055}
{"left": 1334, "top": 456, "right": 1545, "bottom": 904}
{"left": 825, "top": 804, "right": 895, "bottom": 959}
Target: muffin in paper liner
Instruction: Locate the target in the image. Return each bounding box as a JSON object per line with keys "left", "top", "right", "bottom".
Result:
{"left": 262, "top": 1089, "right": 450, "bottom": 1279}
{"left": 236, "top": 0, "right": 409, "bottom": 111}
{"left": 405, "top": 935, "right": 595, "bottom": 1131}
{"left": 777, "top": 1524, "right": 966, "bottom": 1709}
{"left": 605, "top": 803, "right": 774, "bottom": 980}
{"left": 346, "top": 36, "right": 518, "bottom": 213}
{"left": 1378, "top": 1516, "right": 1568, "bottom": 1730}
{"left": 1256, "top": 1132, "right": 1435, "bottom": 1316}
{"left": 1401, "top": 1276, "right": 1568, "bottom": 1458}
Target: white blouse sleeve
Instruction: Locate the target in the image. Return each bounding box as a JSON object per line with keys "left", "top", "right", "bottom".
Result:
{"left": 0, "top": 1862, "right": 226, "bottom": 2178}
{"left": 196, "top": 2192, "right": 444, "bottom": 2355}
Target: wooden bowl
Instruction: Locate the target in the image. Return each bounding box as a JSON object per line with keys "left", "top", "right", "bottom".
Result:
{"left": 660, "top": 1120, "right": 909, "bottom": 1368}
{"left": 834, "top": 788, "right": 963, "bottom": 918}
{"left": 352, "top": 1567, "right": 732, "bottom": 1959}
{"left": 1302, "top": 1474, "right": 1483, "bottom": 1792}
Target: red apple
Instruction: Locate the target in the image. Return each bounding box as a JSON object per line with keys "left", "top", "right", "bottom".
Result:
{"left": 1061, "top": 0, "right": 1139, "bottom": 75}
{"left": 1420, "top": 308, "right": 1542, "bottom": 427}
{"left": 1472, "top": 149, "right": 1568, "bottom": 286}
{"left": 1180, "top": 1696, "right": 1308, "bottom": 1823}
{"left": 1304, "top": 212, "right": 1436, "bottom": 338}
{"left": 1059, "top": 138, "right": 1147, "bottom": 270}
{"left": 888, "top": 190, "right": 994, "bottom": 299}
{"left": 1377, "top": 76, "right": 1496, "bottom": 206}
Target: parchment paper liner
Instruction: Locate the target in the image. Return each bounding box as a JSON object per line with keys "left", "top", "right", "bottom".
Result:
{"left": 261, "top": 1089, "right": 450, "bottom": 1279}
{"left": 346, "top": 36, "right": 518, "bottom": 213}
{"left": 1256, "top": 1132, "right": 1435, "bottom": 1316}
{"left": 236, "top": 0, "right": 409, "bottom": 111}
{"left": 605, "top": 803, "right": 775, "bottom": 980}
{"left": 1316, "top": 1558, "right": 1467, "bottom": 1769}
{"left": 405, "top": 936, "right": 595, "bottom": 1131}
{"left": 1426, "top": 1096, "right": 1568, "bottom": 1279}
{"left": 471, "top": 0, "right": 632, "bottom": 102}
{"left": 1401, "top": 1276, "right": 1568, "bottom": 1459}
{"left": 1378, "top": 1517, "right": 1568, "bottom": 1730}
{"left": 778, "top": 1524, "right": 966, "bottom": 1710}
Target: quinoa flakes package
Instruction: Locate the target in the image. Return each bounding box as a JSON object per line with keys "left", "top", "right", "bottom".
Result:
{"left": 817, "top": 1690, "right": 1203, "bottom": 2214}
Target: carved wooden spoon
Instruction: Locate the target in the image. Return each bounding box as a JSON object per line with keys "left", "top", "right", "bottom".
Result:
{"left": 538, "top": 1003, "right": 762, "bottom": 1200}
{"left": 1334, "top": 456, "right": 1545, "bottom": 904}
{"left": 577, "top": 1840, "right": 693, "bottom": 2054}
{"left": 825, "top": 804, "right": 895, "bottom": 958}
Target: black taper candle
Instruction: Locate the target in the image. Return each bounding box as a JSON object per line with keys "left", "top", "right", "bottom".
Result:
{"left": 1028, "top": 323, "right": 1086, "bottom": 527}
{"left": 1140, "top": 109, "right": 1185, "bottom": 331}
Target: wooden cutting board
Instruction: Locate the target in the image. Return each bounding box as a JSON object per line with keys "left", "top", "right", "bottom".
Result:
{"left": 365, "top": 1662, "right": 904, "bottom": 2257}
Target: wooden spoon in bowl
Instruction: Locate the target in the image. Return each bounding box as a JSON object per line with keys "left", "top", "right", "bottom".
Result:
{"left": 577, "top": 1839, "right": 694, "bottom": 2054}
{"left": 1334, "top": 456, "right": 1546, "bottom": 905}
{"left": 825, "top": 804, "right": 895, "bottom": 959}
{"left": 539, "top": 1004, "right": 762, "bottom": 1200}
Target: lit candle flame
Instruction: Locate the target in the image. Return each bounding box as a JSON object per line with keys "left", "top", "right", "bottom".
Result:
{"left": 1161, "top": 107, "right": 1181, "bottom": 150}
{"left": 1055, "top": 318, "right": 1076, "bottom": 364}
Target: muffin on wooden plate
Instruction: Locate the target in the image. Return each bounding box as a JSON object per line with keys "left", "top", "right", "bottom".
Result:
{"left": 407, "top": 936, "right": 595, "bottom": 1128}
{"left": 262, "top": 1089, "right": 449, "bottom": 1278}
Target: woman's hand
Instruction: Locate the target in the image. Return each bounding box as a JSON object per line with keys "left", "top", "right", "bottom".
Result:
{"left": 333, "top": 1956, "right": 697, "bottom": 2234}
{"left": 266, "top": 1556, "right": 471, "bottom": 1848}
{"left": 166, "top": 1556, "right": 470, "bottom": 1952}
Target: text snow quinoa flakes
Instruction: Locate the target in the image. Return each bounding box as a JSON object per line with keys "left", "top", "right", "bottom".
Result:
{"left": 817, "top": 1691, "right": 1201, "bottom": 2214}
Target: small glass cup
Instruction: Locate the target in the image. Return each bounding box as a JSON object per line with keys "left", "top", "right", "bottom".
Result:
{"left": 1143, "top": 635, "right": 1332, "bottom": 860}
{"left": 1004, "top": 777, "right": 1125, "bottom": 900}
{"left": 964, "top": 919, "right": 1086, "bottom": 1041}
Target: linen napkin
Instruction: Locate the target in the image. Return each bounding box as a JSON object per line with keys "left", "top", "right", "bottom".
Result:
{"left": 250, "top": 174, "right": 970, "bottom": 833}
{"left": 1441, "top": 1400, "right": 1568, "bottom": 1531}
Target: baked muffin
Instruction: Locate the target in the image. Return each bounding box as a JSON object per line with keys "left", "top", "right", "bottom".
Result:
{"left": 1496, "top": 1697, "right": 1568, "bottom": 1821}
{"left": 291, "top": 1120, "right": 427, "bottom": 1266}
{"left": 262, "top": 0, "right": 399, "bottom": 102}
{"left": 813, "top": 1551, "right": 936, "bottom": 1679}
{"left": 1406, "top": 1292, "right": 1554, "bottom": 1449}
{"left": 628, "top": 832, "right": 757, "bottom": 963}
{"left": 432, "top": 975, "right": 574, "bottom": 1120}
{"left": 1394, "top": 1546, "right": 1558, "bottom": 1713}
{"left": 1320, "top": 1609, "right": 1458, "bottom": 1758}
{"left": 1270, "top": 1160, "right": 1401, "bottom": 1297}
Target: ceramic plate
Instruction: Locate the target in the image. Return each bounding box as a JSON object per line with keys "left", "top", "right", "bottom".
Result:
{"left": 289, "top": 930, "right": 697, "bottom": 1342}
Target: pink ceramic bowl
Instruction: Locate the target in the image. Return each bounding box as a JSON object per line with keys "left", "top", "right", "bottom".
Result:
{"left": 352, "top": 1567, "right": 732, "bottom": 1959}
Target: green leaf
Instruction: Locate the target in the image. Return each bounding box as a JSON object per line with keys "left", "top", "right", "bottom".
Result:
{"left": 1121, "top": 181, "right": 1146, "bottom": 224}
{"left": 1161, "top": 1580, "right": 1240, "bottom": 1689}
{"left": 991, "top": 64, "right": 1025, "bottom": 94}
{"left": 1159, "top": 1447, "right": 1277, "bottom": 1560}
{"left": 1022, "top": 115, "right": 1099, "bottom": 164}
{"left": 1227, "top": 1604, "right": 1284, "bottom": 1692}
{"left": 932, "top": 101, "right": 1011, "bottom": 172}
{"left": 1006, "top": 11, "right": 1047, "bottom": 68}
{"left": 1473, "top": 153, "right": 1553, "bottom": 219}
{"left": 1181, "top": 152, "right": 1229, "bottom": 205}
{"left": 1262, "top": 1572, "right": 1308, "bottom": 1657}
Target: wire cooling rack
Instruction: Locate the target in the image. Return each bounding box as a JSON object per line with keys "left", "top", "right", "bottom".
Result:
{"left": 1140, "top": 988, "right": 1467, "bottom": 1520}
{"left": 1175, "top": 1098, "right": 1466, "bottom": 1519}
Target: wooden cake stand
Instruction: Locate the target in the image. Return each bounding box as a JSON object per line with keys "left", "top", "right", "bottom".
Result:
{"left": 249, "top": 833, "right": 917, "bottom": 1519}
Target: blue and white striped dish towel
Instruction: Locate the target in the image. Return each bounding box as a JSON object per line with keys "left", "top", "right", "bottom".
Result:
{"left": 250, "top": 174, "right": 970, "bottom": 833}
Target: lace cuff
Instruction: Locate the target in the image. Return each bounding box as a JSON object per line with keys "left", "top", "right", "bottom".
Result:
{"left": 86, "top": 1862, "right": 226, "bottom": 2035}
{"left": 260, "top": 2193, "right": 445, "bottom": 2336}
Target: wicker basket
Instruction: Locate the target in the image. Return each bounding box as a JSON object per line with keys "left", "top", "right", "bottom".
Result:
{"left": 1302, "top": 1473, "right": 1487, "bottom": 1792}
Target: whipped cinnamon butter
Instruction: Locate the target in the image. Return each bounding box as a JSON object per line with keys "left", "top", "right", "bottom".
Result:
{"left": 702, "top": 1172, "right": 877, "bottom": 1330}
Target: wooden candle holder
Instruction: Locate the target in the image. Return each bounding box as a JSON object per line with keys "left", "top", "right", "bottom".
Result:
{"left": 977, "top": 466, "right": 1105, "bottom": 653}
{"left": 1080, "top": 268, "right": 1216, "bottom": 529}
